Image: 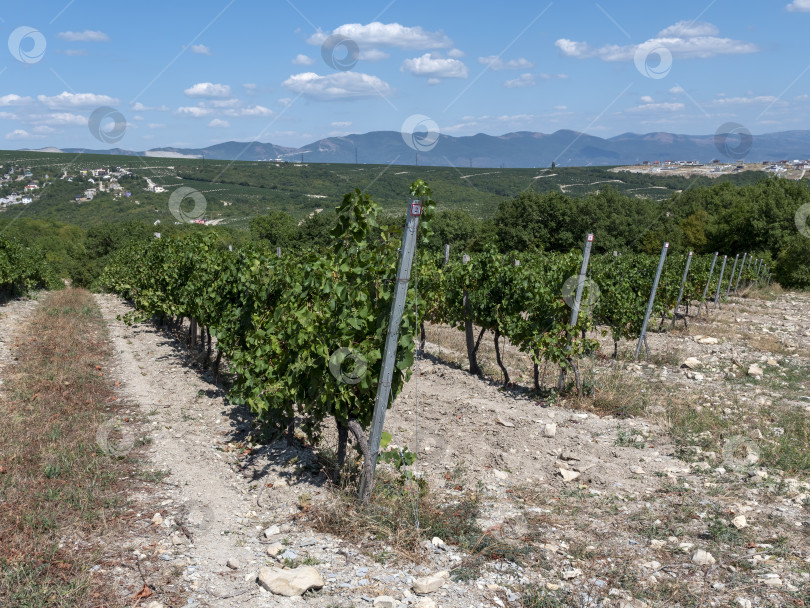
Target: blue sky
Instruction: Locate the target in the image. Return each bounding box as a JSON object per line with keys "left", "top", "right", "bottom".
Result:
{"left": 2, "top": 0, "right": 810, "bottom": 151}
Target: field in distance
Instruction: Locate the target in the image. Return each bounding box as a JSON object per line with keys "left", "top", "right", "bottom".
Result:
{"left": 0, "top": 149, "right": 774, "bottom": 228}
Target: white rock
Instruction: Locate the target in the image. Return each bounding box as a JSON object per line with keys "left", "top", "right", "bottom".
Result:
{"left": 226, "top": 558, "right": 240, "bottom": 570}
{"left": 747, "top": 364, "right": 764, "bottom": 378}
{"left": 735, "top": 598, "right": 752, "bottom": 608}
{"left": 630, "top": 466, "right": 645, "bottom": 475}
{"left": 373, "top": 596, "right": 397, "bottom": 608}
{"left": 759, "top": 574, "right": 782, "bottom": 587}
{"left": 496, "top": 417, "right": 514, "bottom": 428}
{"left": 266, "top": 542, "right": 284, "bottom": 557}
{"left": 493, "top": 469, "right": 508, "bottom": 480}
{"left": 682, "top": 357, "right": 703, "bottom": 369}
{"left": 650, "top": 539, "right": 666, "bottom": 549}
{"left": 698, "top": 337, "right": 719, "bottom": 345}
{"left": 144, "top": 602, "right": 166, "bottom": 608}
{"left": 151, "top": 513, "right": 163, "bottom": 525}
{"left": 691, "top": 549, "right": 716, "bottom": 565}
{"left": 732, "top": 515, "right": 748, "bottom": 529}
{"left": 264, "top": 525, "right": 281, "bottom": 538}
{"left": 561, "top": 568, "right": 582, "bottom": 579}
{"left": 558, "top": 468, "right": 581, "bottom": 482}
{"left": 619, "top": 600, "right": 650, "bottom": 608}
{"left": 543, "top": 423, "right": 557, "bottom": 438}
{"left": 412, "top": 571, "right": 449, "bottom": 594}
{"left": 430, "top": 537, "right": 446, "bottom": 548}
{"left": 257, "top": 566, "right": 324, "bottom": 596}
{"left": 415, "top": 599, "right": 437, "bottom": 608}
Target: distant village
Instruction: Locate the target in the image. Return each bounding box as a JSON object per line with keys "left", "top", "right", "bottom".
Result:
{"left": 0, "top": 163, "right": 139, "bottom": 210}
{"left": 618, "top": 158, "right": 809, "bottom": 179}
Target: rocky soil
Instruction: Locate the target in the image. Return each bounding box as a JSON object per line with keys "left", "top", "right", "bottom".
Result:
{"left": 4, "top": 288, "right": 809, "bottom": 607}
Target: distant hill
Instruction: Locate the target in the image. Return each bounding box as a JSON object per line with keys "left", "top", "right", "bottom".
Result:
{"left": 32, "top": 128, "right": 810, "bottom": 168}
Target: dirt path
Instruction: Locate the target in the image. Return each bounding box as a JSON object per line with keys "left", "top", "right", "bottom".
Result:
{"left": 94, "top": 289, "right": 810, "bottom": 608}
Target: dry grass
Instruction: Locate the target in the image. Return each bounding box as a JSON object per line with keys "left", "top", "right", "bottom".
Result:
{"left": 0, "top": 289, "right": 136, "bottom": 608}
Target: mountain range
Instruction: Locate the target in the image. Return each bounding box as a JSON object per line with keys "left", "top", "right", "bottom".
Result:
{"left": 34, "top": 129, "right": 810, "bottom": 168}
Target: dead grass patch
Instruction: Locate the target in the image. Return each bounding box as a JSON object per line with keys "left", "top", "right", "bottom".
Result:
{"left": 0, "top": 289, "right": 138, "bottom": 608}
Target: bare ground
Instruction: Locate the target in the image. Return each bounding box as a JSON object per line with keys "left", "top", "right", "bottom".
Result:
{"left": 53, "top": 289, "right": 810, "bottom": 607}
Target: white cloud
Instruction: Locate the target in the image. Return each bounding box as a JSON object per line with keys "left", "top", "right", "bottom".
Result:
{"left": 0, "top": 112, "right": 17, "bottom": 119}
{"left": 32, "top": 112, "right": 88, "bottom": 125}
{"left": 282, "top": 72, "right": 393, "bottom": 100}
{"left": 148, "top": 123, "right": 166, "bottom": 129}
{"left": 208, "top": 118, "right": 230, "bottom": 128}
{"left": 712, "top": 95, "right": 781, "bottom": 105}
{"left": 131, "top": 102, "right": 169, "bottom": 111}
{"left": 496, "top": 114, "right": 534, "bottom": 121}
{"left": 292, "top": 54, "right": 316, "bottom": 65}
{"left": 37, "top": 92, "right": 118, "bottom": 108}
{"left": 191, "top": 44, "right": 211, "bottom": 55}
{"left": 538, "top": 73, "right": 568, "bottom": 80}
{"left": 478, "top": 55, "right": 534, "bottom": 70}
{"left": 658, "top": 22, "right": 719, "bottom": 37}
{"left": 204, "top": 98, "right": 240, "bottom": 108}
{"left": 359, "top": 48, "right": 389, "bottom": 61}
{"left": 32, "top": 125, "right": 55, "bottom": 134}
{"left": 5, "top": 129, "right": 36, "bottom": 140}
{"left": 504, "top": 73, "right": 535, "bottom": 88}
{"left": 57, "top": 30, "right": 109, "bottom": 42}
{"left": 176, "top": 106, "right": 214, "bottom": 117}
{"left": 427, "top": 77, "right": 441, "bottom": 85}
{"left": 641, "top": 95, "right": 654, "bottom": 103}
{"left": 62, "top": 49, "right": 88, "bottom": 56}
{"left": 331, "top": 121, "right": 351, "bottom": 127}
{"left": 787, "top": 0, "right": 810, "bottom": 11}
{"left": 555, "top": 20, "right": 758, "bottom": 61}
{"left": 278, "top": 97, "right": 293, "bottom": 107}
{"left": 401, "top": 53, "right": 467, "bottom": 78}
{"left": 224, "top": 105, "right": 273, "bottom": 117}
{"left": 243, "top": 83, "right": 258, "bottom": 94}
{"left": 669, "top": 85, "right": 685, "bottom": 94}
{"left": 554, "top": 105, "right": 567, "bottom": 110}
{"left": 184, "top": 82, "right": 232, "bottom": 98}
{"left": 627, "top": 102, "right": 685, "bottom": 112}
{"left": 448, "top": 48, "right": 465, "bottom": 58}
{"left": 307, "top": 22, "right": 451, "bottom": 49}
{"left": 0, "top": 94, "right": 32, "bottom": 106}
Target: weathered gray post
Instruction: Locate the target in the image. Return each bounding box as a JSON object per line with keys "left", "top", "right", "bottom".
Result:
{"left": 698, "top": 252, "right": 718, "bottom": 316}
{"left": 712, "top": 255, "right": 728, "bottom": 310}
{"left": 670, "top": 251, "right": 693, "bottom": 329}
{"left": 359, "top": 197, "right": 423, "bottom": 502}
{"left": 725, "top": 254, "right": 739, "bottom": 299}
{"left": 734, "top": 252, "right": 747, "bottom": 294}
{"left": 635, "top": 242, "right": 669, "bottom": 361}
